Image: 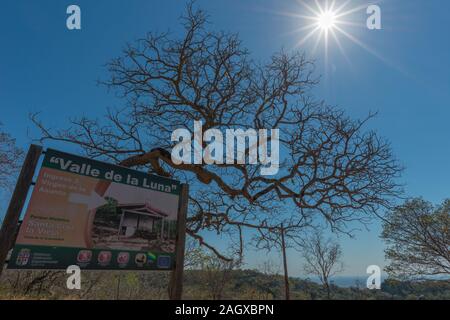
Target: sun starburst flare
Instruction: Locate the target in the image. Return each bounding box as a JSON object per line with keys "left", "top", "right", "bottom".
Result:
{"left": 273, "top": 0, "right": 386, "bottom": 72}
{"left": 317, "top": 9, "right": 337, "bottom": 31}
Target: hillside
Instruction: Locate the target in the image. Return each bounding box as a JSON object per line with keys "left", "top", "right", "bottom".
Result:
{"left": 1, "top": 268, "right": 449, "bottom": 300}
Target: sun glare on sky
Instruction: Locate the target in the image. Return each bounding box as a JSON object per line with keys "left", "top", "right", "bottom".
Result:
{"left": 273, "top": 0, "right": 387, "bottom": 72}
{"left": 317, "top": 10, "right": 337, "bottom": 31}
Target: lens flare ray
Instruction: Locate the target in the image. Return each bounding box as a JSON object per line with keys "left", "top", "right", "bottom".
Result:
{"left": 290, "top": 0, "right": 385, "bottom": 71}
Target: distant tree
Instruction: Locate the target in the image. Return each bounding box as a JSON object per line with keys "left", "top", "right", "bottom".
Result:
{"left": 195, "top": 249, "right": 240, "bottom": 300}
{"left": 203, "top": 256, "right": 237, "bottom": 300}
{"left": 183, "top": 238, "right": 241, "bottom": 299}
{"left": 0, "top": 124, "right": 23, "bottom": 189}
{"left": 32, "top": 2, "right": 402, "bottom": 260}
{"left": 302, "top": 231, "right": 344, "bottom": 299}
{"left": 255, "top": 260, "right": 283, "bottom": 299}
{"left": 382, "top": 198, "right": 450, "bottom": 279}
{"left": 184, "top": 238, "right": 212, "bottom": 270}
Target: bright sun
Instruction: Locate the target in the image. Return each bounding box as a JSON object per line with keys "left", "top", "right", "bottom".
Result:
{"left": 286, "top": 0, "right": 374, "bottom": 66}
{"left": 275, "top": 0, "right": 388, "bottom": 76}
{"left": 317, "top": 11, "right": 337, "bottom": 31}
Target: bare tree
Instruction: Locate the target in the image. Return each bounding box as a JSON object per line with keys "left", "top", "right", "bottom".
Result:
{"left": 382, "top": 198, "right": 450, "bottom": 279}
{"left": 253, "top": 221, "right": 313, "bottom": 300}
{"left": 302, "top": 231, "right": 344, "bottom": 299}
{"left": 186, "top": 243, "right": 240, "bottom": 300}
{"left": 0, "top": 124, "right": 23, "bottom": 190}
{"left": 255, "top": 260, "right": 282, "bottom": 299}
{"left": 31, "top": 2, "right": 402, "bottom": 260}
{"left": 202, "top": 255, "right": 237, "bottom": 300}
{"left": 184, "top": 237, "right": 208, "bottom": 270}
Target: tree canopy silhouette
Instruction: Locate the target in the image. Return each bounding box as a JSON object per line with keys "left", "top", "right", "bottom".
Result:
{"left": 32, "top": 3, "right": 402, "bottom": 260}
{"left": 382, "top": 198, "right": 450, "bottom": 278}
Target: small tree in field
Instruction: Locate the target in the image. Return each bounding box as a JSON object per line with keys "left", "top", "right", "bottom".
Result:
{"left": 302, "top": 231, "right": 344, "bottom": 299}
{"left": 382, "top": 198, "right": 450, "bottom": 279}
{"left": 32, "top": 2, "right": 402, "bottom": 260}
{"left": 185, "top": 241, "right": 240, "bottom": 300}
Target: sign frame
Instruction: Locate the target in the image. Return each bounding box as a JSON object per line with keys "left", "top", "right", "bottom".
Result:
{"left": 0, "top": 145, "right": 188, "bottom": 299}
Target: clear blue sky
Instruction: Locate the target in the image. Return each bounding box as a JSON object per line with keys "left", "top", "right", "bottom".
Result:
{"left": 1, "top": 0, "right": 449, "bottom": 277}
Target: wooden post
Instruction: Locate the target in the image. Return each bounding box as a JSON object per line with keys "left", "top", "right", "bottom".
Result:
{"left": 280, "top": 224, "right": 290, "bottom": 300}
{"left": 169, "top": 183, "right": 188, "bottom": 300}
{"left": 116, "top": 274, "right": 121, "bottom": 300}
{"left": 0, "top": 144, "right": 42, "bottom": 278}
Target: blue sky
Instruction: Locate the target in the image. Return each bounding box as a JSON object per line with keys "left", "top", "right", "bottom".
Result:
{"left": 1, "top": 0, "right": 449, "bottom": 277}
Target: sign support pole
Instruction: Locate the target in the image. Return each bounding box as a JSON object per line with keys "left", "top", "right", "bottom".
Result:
{"left": 169, "top": 183, "right": 188, "bottom": 300}
{"left": 0, "top": 144, "right": 42, "bottom": 278}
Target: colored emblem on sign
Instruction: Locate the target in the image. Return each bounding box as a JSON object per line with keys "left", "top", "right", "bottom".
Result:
{"left": 135, "top": 253, "right": 147, "bottom": 267}
{"left": 98, "top": 251, "right": 112, "bottom": 265}
{"left": 16, "top": 248, "right": 31, "bottom": 266}
{"left": 117, "top": 252, "right": 130, "bottom": 265}
{"left": 77, "top": 250, "right": 92, "bottom": 263}
{"left": 157, "top": 255, "right": 171, "bottom": 269}
{"left": 147, "top": 251, "right": 157, "bottom": 262}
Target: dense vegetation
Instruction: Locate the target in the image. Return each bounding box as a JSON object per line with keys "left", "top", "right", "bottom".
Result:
{"left": 0, "top": 268, "right": 448, "bottom": 300}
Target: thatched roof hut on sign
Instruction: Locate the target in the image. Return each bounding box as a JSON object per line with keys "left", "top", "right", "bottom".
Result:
{"left": 117, "top": 203, "right": 169, "bottom": 239}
